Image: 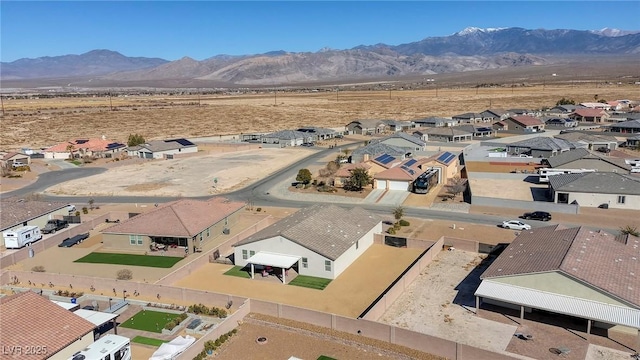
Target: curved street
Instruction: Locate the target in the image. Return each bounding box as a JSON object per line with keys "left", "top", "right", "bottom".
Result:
{"left": 0, "top": 144, "right": 620, "bottom": 232}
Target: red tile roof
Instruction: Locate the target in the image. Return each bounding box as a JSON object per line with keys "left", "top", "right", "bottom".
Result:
{"left": 0, "top": 291, "right": 95, "bottom": 360}
{"left": 571, "top": 108, "right": 607, "bottom": 117}
{"left": 482, "top": 225, "right": 640, "bottom": 307}
{"left": 44, "top": 138, "right": 120, "bottom": 153}
{"left": 510, "top": 115, "right": 544, "bottom": 127}
{"left": 102, "top": 197, "right": 245, "bottom": 237}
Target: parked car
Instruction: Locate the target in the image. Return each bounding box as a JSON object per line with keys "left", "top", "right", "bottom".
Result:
{"left": 520, "top": 211, "right": 552, "bottom": 221}
{"left": 58, "top": 233, "right": 89, "bottom": 247}
{"left": 597, "top": 147, "right": 611, "bottom": 153}
{"left": 42, "top": 219, "right": 69, "bottom": 234}
{"left": 501, "top": 220, "right": 532, "bottom": 230}
{"left": 301, "top": 142, "right": 315, "bottom": 147}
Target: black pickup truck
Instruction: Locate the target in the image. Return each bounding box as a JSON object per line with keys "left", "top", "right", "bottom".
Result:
{"left": 42, "top": 219, "right": 69, "bottom": 234}
{"left": 58, "top": 233, "right": 90, "bottom": 247}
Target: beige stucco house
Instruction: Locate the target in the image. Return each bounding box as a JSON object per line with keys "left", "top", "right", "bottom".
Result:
{"left": 101, "top": 197, "right": 245, "bottom": 253}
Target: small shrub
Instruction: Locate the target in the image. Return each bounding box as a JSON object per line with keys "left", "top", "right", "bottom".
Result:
{"left": 393, "top": 222, "right": 401, "bottom": 231}
{"left": 82, "top": 207, "right": 88, "bottom": 214}
{"left": 31, "top": 265, "right": 46, "bottom": 272}
{"left": 62, "top": 290, "right": 70, "bottom": 297}
{"left": 164, "top": 320, "right": 177, "bottom": 331}
{"left": 74, "top": 211, "right": 81, "bottom": 217}
{"left": 116, "top": 269, "right": 133, "bottom": 280}
{"left": 387, "top": 228, "right": 396, "bottom": 235}
{"left": 255, "top": 207, "right": 262, "bottom": 212}
{"left": 399, "top": 219, "right": 410, "bottom": 226}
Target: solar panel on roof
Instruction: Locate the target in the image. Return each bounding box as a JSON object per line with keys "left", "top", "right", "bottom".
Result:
{"left": 405, "top": 159, "right": 417, "bottom": 167}
{"left": 106, "top": 143, "right": 124, "bottom": 149}
{"left": 437, "top": 152, "right": 456, "bottom": 164}
{"left": 374, "top": 154, "right": 396, "bottom": 165}
{"left": 75, "top": 139, "right": 89, "bottom": 144}
{"left": 168, "top": 138, "right": 195, "bottom": 146}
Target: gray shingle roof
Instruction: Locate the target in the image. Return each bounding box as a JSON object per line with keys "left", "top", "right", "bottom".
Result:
{"left": 1, "top": 198, "right": 69, "bottom": 231}
{"left": 482, "top": 225, "right": 640, "bottom": 307}
{"left": 134, "top": 138, "right": 196, "bottom": 152}
{"left": 371, "top": 132, "right": 426, "bottom": 147}
{"left": 423, "top": 127, "right": 473, "bottom": 137}
{"left": 611, "top": 119, "right": 640, "bottom": 129}
{"left": 549, "top": 172, "right": 640, "bottom": 195}
{"left": 351, "top": 142, "right": 406, "bottom": 157}
{"left": 413, "top": 117, "right": 447, "bottom": 125}
{"left": 348, "top": 119, "right": 385, "bottom": 129}
{"left": 234, "top": 204, "right": 381, "bottom": 260}
{"left": 545, "top": 148, "right": 591, "bottom": 167}
{"left": 555, "top": 132, "right": 618, "bottom": 144}
{"left": 452, "top": 112, "right": 481, "bottom": 119}
{"left": 508, "top": 137, "right": 578, "bottom": 151}
{"left": 264, "top": 130, "right": 310, "bottom": 140}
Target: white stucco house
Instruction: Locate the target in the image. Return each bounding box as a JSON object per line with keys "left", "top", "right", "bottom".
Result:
{"left": 548, "top": 172, "right": 640, "bottom": 210}
{"left": 126, "top": 138, "right": 198, "bottom": 159}
{"left": 233, "top": 204, "right": 382, "bottom": 281}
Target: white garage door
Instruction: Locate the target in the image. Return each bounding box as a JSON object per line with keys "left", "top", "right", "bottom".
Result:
{"left": 375, "top": 180, "right": 387, "bottom": 189}
{"left": 388, "top": 181, "right": 408, "bottom": 191}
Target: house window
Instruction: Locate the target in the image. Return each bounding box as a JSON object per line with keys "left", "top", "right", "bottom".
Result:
{"left": 325, "top": 260, "right": 331, "bottom": 272}
{"left": 130, "top": 235, "right": 142, "bottom": 245}
{"left": 206, "top": 228, "right": 210, "bottom": 237}
{"left": 617, "top": 196, "right": 626, "bottom": 204}
{"left": 200, "top": 233, "right": 203, "bottom": 241}
{"left": 224, "top": 217, "right": 228, "bottom": 225}
{"left": 249, "top": 250, "right": 255, "bottom": 257}
{"left": 302, "top": 257, "right": 308, "bottom": 268}
{"left": 242, "top": 250, "right": 248, "bottom": 260}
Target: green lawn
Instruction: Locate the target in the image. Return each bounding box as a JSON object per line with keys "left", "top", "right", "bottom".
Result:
{"left": 317, "top": 356, "right": 337, "bottom": 360}
{"left": 131, "top": 336, "right": 168, "bottom": 347}
{"left": 74, "top": 252, "right": 183, "bottom": 268}
{"left": 120, "top": 310, "right": 182, "bottom": 333}
{"left": 224, "top": 266, "right": 251, "bottom": 278}
{"left": 288, "top": 275, "right": 332, "bottom": 290}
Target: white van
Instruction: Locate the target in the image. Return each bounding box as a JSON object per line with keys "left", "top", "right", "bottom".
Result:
{"left": 3, "top": 226, "right": 42, "bottom": 249}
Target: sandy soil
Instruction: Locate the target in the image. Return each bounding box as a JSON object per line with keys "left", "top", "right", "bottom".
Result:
{"left": 401, "top": 217, "right": 518, "bottom": 245}
{"left": 44, "top": 147, "right": 316, "bottom": 197}
{"left": 468, "top": 178, "right": 547, "bottom": 201}
{"left": 212, "top": 315, "right": 443, "bottom": 360}
{"left": 379, "top": 250, "right": 518, "bottom": 354}
{"left": 2, "top": 85, "right": 636, "bottom": 149}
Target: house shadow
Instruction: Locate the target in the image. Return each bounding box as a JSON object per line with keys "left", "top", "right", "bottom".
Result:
{"left": 530, "top": 187, "right": 551, "bottom": 202}
{"left": 522, "top": 175, "right": 539, "bottom": 184}
{"left": 452, "top": 254, "right": 500, "bottom": 308}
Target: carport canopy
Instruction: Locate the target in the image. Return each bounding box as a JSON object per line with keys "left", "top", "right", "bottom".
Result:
{"left": 73, "top": 309, "right": 119, "bottom": 327}
{"left": 247, "top": 251, "right": 301, "bottom": 284}
{"left": 475, "top": 281, "right": 640, "bottom": 330}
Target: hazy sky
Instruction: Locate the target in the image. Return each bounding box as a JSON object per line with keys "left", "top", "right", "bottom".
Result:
{"left": 2, "top": 1, "right": 639, "bottom": 62}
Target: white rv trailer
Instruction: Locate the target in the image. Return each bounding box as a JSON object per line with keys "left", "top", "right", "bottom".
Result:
{"left": 538, "top": 168, "right": 597, "bottom": 183}
{"left": 69, "top": 334, "right": 131, "bottom": 360}
{"left": 2, "top": 226, "right": 42, "bottom": 249}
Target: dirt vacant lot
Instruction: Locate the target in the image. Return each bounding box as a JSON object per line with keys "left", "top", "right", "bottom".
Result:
{"left": 379, "top": 250, "right": 518, "bottom": 355}
{"left": 2, "top": 85, "right": 636, "bottom": 149}
{"left": 44, "top": 147, "right": 316, "bottom": 197}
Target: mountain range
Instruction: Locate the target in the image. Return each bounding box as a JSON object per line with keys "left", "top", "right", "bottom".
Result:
{"left": 2, "top": 27, "right": 639, "bottom": 87}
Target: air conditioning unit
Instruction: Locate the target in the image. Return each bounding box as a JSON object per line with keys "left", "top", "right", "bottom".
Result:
{"left": 222, "top": 228, "right": 230, "bottom": 235}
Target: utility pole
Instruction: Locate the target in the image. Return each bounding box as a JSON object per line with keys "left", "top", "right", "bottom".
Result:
{"left": 274, "top": 89, "right": 277, "bottom": 105}
{"left": 0, "top": 94, "right": 4, "bottom": 116}
{"left": 336, "top": 88, "right": 339, "bottom": 102}
{"left": 198, "top": 90, "right": 201, "bottom": 107}
{"left": 389, "top": 89, "right": 391, "bottom": 100}
{"left": 108, "top": 92, "right": 113, "bottom": 111}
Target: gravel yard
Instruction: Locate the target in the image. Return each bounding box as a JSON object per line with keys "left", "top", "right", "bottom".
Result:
{"left": 379, "top": 249, "right": 518, "bottom": 354}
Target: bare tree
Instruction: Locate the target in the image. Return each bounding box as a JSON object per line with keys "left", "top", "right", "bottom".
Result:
{"left": 445, "top": 176, "right": 467, "bottom": 199}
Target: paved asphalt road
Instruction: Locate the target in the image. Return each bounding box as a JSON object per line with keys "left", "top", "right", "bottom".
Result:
{"left": 0, "top": 144, "right": 616, "bottom": 232}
